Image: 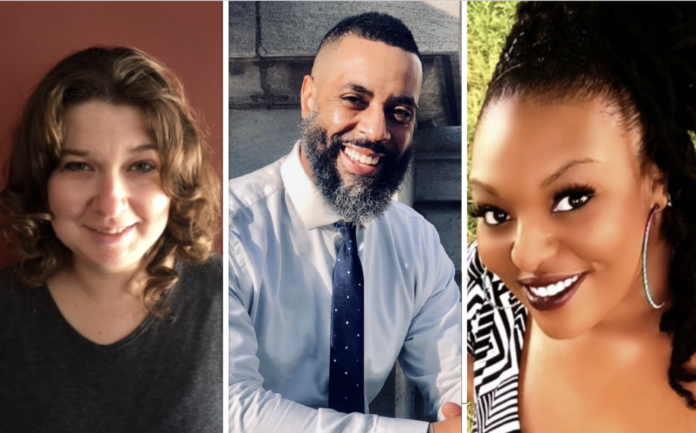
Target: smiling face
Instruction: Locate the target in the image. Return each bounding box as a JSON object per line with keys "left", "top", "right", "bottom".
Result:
{"left": 299, "top": 35, "right": 422, "bottom": 223}
{"left": 47, "top": 101, "right": 170, "bottom": 276}
{"left": 470, "top": 95, "right": 671, "bottom": 339}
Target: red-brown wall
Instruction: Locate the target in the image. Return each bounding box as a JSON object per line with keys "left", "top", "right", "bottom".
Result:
{"left": 0, "top": 2, "right": 223, "bottom": 264}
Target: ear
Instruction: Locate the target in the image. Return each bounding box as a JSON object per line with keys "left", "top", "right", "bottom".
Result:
{"left": 300, "top": 75, "right": 316, "bottom": 119}
{"left": 646, "top": 162, "right": 669, "bottom": 209}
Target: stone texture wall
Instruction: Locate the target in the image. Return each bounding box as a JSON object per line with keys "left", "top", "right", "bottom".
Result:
{"left": 230, "top": 2, "right": 460, "bottom": 57}
{"left": 229, "top": 1, "right": 461, "bottom": 422}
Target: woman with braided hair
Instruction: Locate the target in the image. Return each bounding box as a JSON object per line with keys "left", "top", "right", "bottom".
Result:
{"left": 467, "top": 2, "right": 696, "bottom": 432}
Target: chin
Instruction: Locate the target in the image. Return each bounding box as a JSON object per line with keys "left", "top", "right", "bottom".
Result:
{"left": 81, "top": 252, "right": 143, "bottom": 274}
{"left": 532, "top": 311, "right": 596, "bottom": 340}
{"left": 537, "top": 324, "right": 584, "bottom": 340}
{"left": 95, "top": 262, "right": 141, "bottom": 275}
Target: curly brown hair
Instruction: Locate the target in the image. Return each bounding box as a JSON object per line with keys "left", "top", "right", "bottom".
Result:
{"left": 0, "top": 46, "right": 220, "bottom": 316}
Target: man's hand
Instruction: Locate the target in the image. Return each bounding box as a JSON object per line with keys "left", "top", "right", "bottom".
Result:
{"left": 441, "top": 402, "right": 462, "bottom": 418}
{"left": 431, "top": 403, "right": 462, "bottom": 433}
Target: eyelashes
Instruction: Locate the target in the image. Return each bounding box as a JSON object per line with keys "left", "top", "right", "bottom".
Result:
{"left": 468, "top": 203, "right": 510, "bottom": 226}
{"left": 60, "top": 160, "right": 158, "bottom": 173}
{"left": 552, "top": 184, "right": 595, "bottom": 213}
{"left": 63, "top": 161, "right": 90, "bottom": 172}
{"left": 469, "top": 183, "right": 596, "bottom": 227}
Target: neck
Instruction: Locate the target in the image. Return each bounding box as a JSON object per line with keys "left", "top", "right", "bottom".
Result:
{"left": 59, "top": 261, "right": 148, "bottom": 303}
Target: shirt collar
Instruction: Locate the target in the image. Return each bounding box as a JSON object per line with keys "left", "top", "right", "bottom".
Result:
{"left": 281, "top": 141, "right": 342, "bottom": 230}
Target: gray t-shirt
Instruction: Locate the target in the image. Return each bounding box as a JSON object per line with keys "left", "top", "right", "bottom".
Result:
{"left": 0, "top": 255, "right": 223, "bottom": 433}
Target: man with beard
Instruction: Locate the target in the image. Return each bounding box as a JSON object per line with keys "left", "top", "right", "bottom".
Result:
{"left": 229, "top": 12, "right": 461, "bottom": 433}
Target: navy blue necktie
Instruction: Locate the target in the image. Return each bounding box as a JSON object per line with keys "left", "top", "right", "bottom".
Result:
{"left": 328, "top": 222, "right": 365, "bottom": 414}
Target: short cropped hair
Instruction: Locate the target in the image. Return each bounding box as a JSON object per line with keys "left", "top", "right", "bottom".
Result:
{"left": 319, "top": 12, "right": 421, "bottom": 61}
{"left": 0, "top": 46, "right": 220, "bottom": 316}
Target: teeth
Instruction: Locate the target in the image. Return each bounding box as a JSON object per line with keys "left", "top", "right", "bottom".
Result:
{"left": 529, "top": 275, "right": 580, "bottom": 298}
{"left": 344, "top": 147, "right": 380, "bottom": 165}
{"left": 549, "top": 282, "right": 561, "bottom": 296}
{"left": 97, "top": 227, "right": 129, "bottom": 234}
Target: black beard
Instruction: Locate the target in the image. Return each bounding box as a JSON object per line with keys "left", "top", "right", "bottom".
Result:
{"left": 299, "top": 112, "right": 413, "bottom": 225}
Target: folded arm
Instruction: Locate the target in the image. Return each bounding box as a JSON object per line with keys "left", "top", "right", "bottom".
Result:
{"left": 397, "top": 226, "right": 463, "bottom": 423}
{"left": 228, "top": 261, "right": 430, "bottom": 433}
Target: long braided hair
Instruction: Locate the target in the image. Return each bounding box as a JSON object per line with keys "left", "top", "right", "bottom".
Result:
{"left": 480, "top": 2, "right": 696, "bottom": 408}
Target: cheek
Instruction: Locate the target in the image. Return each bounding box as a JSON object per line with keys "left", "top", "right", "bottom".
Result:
{"left": 331, "top": 110, "right": 348, "bottom": 126}
{"left": 476, "top": 226, "right": 532, "bottom": 304}
{"left": 316, "top": 102, "right": 355, "bottom": 133}
{"left": 565, "top": 196, "right": 645, "bottom": 273}
{"left": 476, "top": 225, "right": 515, "bottom": 281}
{"left": 47, "top": 177, "right": 84, "bottom": 221}
{"left": 395, "top": 129, "right": 413, "bottom": 155}
{"left": 137, "top": 187, "right": 170, "bottom": 226}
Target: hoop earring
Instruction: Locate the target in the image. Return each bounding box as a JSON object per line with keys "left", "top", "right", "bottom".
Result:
{"left": 481, "top": 265, "right": 518, "bottom": 310}
{"left": 642, "top": 204, "right": 665, "bottom": 309}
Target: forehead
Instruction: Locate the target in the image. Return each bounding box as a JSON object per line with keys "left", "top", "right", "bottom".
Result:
{"left": 470, "top": 96, "right": 642, "bottom": 190}
{"left": 319, "top": 35, "right": 423, "bottom": 100}
{"left": 63, "top": 101, "right": 153, "bottom": 149}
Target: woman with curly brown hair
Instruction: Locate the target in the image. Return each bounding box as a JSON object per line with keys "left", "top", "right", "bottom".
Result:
{"left": 467, "top": 2, "right": 696, "bottom": 433}
{"left": 0, "top": 46, "right": 221, "bottom": 432}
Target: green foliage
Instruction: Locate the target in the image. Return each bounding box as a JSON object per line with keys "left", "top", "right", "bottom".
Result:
{"left": 467, "top": 401, "right": 475, "bottom": 433}
{"left": 466, "top": 1, "right": 518, "bottom": 242}
{"left": 466, "top": 3, "right": 517, "bottom": 427}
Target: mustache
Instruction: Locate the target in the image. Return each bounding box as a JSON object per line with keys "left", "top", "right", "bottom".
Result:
{"left": 330, "top": 135, "right": 394, "bottom": 158}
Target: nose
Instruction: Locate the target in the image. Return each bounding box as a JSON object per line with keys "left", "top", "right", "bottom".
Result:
{"left": 510, "top": 219, "right": 558, "bottom": 274}
{"left": 357, "top": 105, "right": 391, "bottom": 144}
{"left": 92, "top": 171, "right": 129, "bottom": 217}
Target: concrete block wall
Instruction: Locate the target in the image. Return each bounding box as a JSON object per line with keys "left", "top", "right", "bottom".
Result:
{"left": 230, "top": 2, "right": 460, "bottom": 58}
{"left": 229, "top": 1, "right": 462, "bottom": 422}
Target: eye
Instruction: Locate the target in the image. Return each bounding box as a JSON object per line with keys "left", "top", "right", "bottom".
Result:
{"left": 483, "top": 209, "right": 511, "bottom": 226}
{"left": 470, "top": 203, "right": 511, "bottom": 227}
{"left": 392, "top": 108, "right": 413, "bottom": 123}
{"left": 341, "top": 95, "right": 366, "bottom": 107}
{"left": 130, "top": 161, "right": 157, "bottom": 173}
{"left": 63, "top": 161, "right": 91, "bottom": 172}
{"left": 552, "top": 187, "right": 594, "bottom": 213}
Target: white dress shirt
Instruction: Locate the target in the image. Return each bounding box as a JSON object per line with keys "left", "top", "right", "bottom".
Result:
{"left": 229, "top": 142, "right": 462, "bottom": 433}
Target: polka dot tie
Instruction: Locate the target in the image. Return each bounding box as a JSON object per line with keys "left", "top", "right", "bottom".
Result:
{"left": 328, "top": 221, "right": 365, "bottom": 414}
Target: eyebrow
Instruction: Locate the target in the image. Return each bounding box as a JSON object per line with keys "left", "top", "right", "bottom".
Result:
{"left": 340, "top": 83, "right": 419, "bottom": 110}
{"left": 61, "top": 143, "right": 158, "bottom": 157}
{"left": 540, "top": 158, "right": 598, "bottom": 188}
{"left": 469, "top": 157, "right": 599, "bottom": 197}
{"left": 341, "top": 83, "right": 373, "bottom": 97}
{"left": 469, "top": 178, "right": 499, "bottom": 197}
{"left": 389, "top": 95, "right": 418, "bottom": 110}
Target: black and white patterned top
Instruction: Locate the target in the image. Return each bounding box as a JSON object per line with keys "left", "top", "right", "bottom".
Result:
{"left": 467, "top": 242, "right": 528, "bottom": 433}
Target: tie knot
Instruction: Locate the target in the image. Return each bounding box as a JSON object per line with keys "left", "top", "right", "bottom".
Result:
{"left": 335, "top": 221, "right": 356, "bottom": 241}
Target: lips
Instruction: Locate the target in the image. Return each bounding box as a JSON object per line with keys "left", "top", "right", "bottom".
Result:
{"left": 93, "top": 226, "right": 131, "bottom": 235}
{"left": 339, "top": 145, "right": 386, "bottom": 177}
{"left": 85, "top": 224, "right": 136, "bottom": 243}
{"left": 344, "top": 146, "right": 381, "bottom": 165}
{"left": 518, "top": 272, "right": 588, "bottom": 311}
